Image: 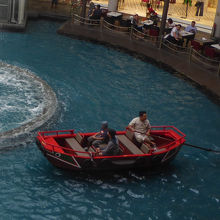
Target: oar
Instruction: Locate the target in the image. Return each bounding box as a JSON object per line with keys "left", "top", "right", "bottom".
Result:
{"left": 184, "top": 143, "right": 220, "bottom": 153}
{"left": 150, "top": 133, "right": 220, "bottom": 153}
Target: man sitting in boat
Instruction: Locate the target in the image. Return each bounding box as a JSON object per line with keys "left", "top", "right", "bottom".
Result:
{"left": 96, "top": 129, "right": 120, "bottom": 156}
{"left": 127, "top": 111, "right": 156, "bottom": 148}
{"left": 87, "top": 121, "right": 109, "bottom": 148}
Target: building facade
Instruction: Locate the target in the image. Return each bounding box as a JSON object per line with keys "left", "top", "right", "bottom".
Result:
{"left": 0, "top": 0, "right": 26, "bottom": 25}
{"left": 94, "top": 0, "right": 218, "bottom": 28}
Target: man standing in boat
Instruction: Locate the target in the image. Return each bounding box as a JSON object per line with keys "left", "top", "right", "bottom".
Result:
{"left": 87, "top": 121, "right": 109, "bottom": 148}
{"left": 127, "top": 111, "right": 155, "bottom": 148}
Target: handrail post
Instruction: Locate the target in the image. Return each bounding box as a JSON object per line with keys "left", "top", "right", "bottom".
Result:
{"left": 130, "top": 26, "right": 133, "bottom": 40}
{"left": 189, "top": 46, "right": 192, "bottom": 64}
{"left": 100, "top": 18, "right": 103, "bottom": 33}
{"left": 158, "top": 35, "right": 163, "bottom": 49}
{"left": 72, "top": 14, "right": 74, "bottom": 24}
{"left": 218, "top": 62, "right": 220, "bottom": 78}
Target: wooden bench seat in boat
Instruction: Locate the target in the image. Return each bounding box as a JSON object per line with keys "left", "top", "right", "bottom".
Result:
{"left": 65, "top": 134, "right": 87, "bottom": 157}
{"left": 116, "top": 135, "right": 144, "bottom": 155}
{"left": 45, "top": 137, "right": 64, "bottom": 153}
{"left": 140, "top": 143, "right": 150, "bottom": 154}
{"left": 125, "top": 130, "right": 150, "bottom": 154}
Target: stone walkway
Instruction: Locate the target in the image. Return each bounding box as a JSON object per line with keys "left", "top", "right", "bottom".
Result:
{"left": 28, "top": 0, "right": 71, "bottom": 19}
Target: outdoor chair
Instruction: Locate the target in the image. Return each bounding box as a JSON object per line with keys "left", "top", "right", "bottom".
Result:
{"left": 204, "top": 46, "right": 216, "bottom": 59}
{"left": 149, "top": 27, "right": 159, "bottom": 42}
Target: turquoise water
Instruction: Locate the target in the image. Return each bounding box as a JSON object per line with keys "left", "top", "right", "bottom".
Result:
{"left": 0, "top": 20, "right": 219, "bottom": 219}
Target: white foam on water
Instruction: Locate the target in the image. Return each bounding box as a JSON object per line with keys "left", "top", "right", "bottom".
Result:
{"left": 212, "top": 197, "right": 219, "bottom": 203}
{"left": 182, "top": 198, "right": 187, "bottom": 203}
{"left": 0, "top": 64, "right": 47, "bottom": 133}
{"left": 172, "top": 174, "right": 177, "bottom": 179}
{"left": 127, "top": 189, "right": 145, "bottom": 199}
{"left": 189, "top": 188, "right": 200, "bottom": 195}
{"left": 166, "top": 210, "right": 172, "bottom": 219}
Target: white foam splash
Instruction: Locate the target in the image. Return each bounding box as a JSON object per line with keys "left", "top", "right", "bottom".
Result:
{"left": 0, "top": 63, "right": 48, "bottom": 133}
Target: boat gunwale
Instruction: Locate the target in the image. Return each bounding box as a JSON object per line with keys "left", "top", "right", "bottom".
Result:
{"left": 37, "top": 126, "right": 186, "bottom": 159}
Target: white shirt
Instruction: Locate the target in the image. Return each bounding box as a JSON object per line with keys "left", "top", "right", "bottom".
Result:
{"left": 171, "top": 26, "right": 180, "bottom": 38}
{"left": 166, "top": 22, "right": 175, "bottom": 28}
{"left": 129, "top": 117, "right": 151, "bottom": 134}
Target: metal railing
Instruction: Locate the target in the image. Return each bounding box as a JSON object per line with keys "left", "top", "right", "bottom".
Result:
{"left": 71, "top": 14, "right": 220, "bottom": 77}
{"left": 103, "top": 20, "right": 130, "bottom": 33}
{"left": 38, "top": 129, "right": 91, "bottom": 157}
{"left": 161, "top": 39, "right": 189, "bottom": 54}
{"left": 72, "top": 14, "right": 101, "bottom": 26}
{"left": 131, "top": 27, "right": 160, "bottom": 43}
{"left": 190, "top": 47, "right": 220, "bottom": 69}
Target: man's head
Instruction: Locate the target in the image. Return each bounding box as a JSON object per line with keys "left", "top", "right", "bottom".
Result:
{"left": 176, "top": 24, "right": 181, "bottom": 30}
{"left": 96, "top": 4, "right": 100, "bottom": 9}
{"left": 168, "top": 18, "right": 173, "bottom": 24}
{"left": 134, "top": 14, "right": 138, "bottom": 19}
{"left": 108, "top": 129, "right": 116, "bottom": 139}
{"left": 101, "top": 121, "right": 108, "bottom": 129}
{"left": 139, "top": 111, "right": 147, "bottom": 121}
{"left": 191, "top": 21, "right": 196, "bottom": 27}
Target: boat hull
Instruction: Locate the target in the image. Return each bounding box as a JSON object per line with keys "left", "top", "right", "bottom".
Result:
{"left": 36, "top": 139, "right": 183, "bottom": 172}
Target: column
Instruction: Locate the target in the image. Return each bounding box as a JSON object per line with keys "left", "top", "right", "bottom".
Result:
{"left": 108, "top": 0, "right": 118, "bottom": 12}
{"left": 214, "top": 0, "right": 220, "bottom": 38}
{"left": 11, "top": 0, "right": 16, "bottom": 23}
{"left": 18, "top": 0, "right": 25, "bottom": 24}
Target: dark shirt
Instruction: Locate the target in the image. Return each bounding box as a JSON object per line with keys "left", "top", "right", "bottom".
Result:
{"left": 92, "top": 8, "right": 102, "bottom": 19}
{"left": 102, "top": 138, "right": 119, "bottom": 156}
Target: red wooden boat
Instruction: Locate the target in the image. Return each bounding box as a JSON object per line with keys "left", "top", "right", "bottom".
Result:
{"left": 36, "top": 126, "right": 186, "bottom": 171}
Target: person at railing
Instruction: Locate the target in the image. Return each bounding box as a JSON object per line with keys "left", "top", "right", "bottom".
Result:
{"left": 131, "top": 14, "right": 143, "bottom": 32}
{"left": 166, "top": 18, "right": 175, "bottom": 29}
{"left": 89, "top": 4, "right": 102, "bottom": 20}
{"left": 166, "top": 24, "right": 183, "bottom": 46}
{"left": 88, "top": 2, "right": 95, "bottom": 17}
{"left": 127, "top": 111, "right": 156, "bottom": 149}
{"left": 184, "top": 21, "right": 197, "bottom": 47}
{"left": 96, "top": 129, "right": 120, "bottom": 156}
{"left": 87, "top": 121, "right": 109, "bottom": 148}
{"left": 147, "top": 4, "right": 159, "bottom": 25}
{"left": 165, "top": 18, "right": 175, "bottom": 34}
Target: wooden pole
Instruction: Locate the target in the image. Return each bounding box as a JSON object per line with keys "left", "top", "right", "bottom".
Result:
{"left": 159, "top": 0, "right": 170, "bottom": 36}
{"left": 81, "top": 0, "right": 87, "bottom": 18}
{"left": 218, "top": 62, "right": 220, "bottom": 77}
{"left": 159, "top": 35, "right": 163, "bottom": 49}
{"left": 130, "top": 26, "right": 133, "bottom": 40}
{"left": 189, "top": 46, "right": 192, "bottom": 64}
